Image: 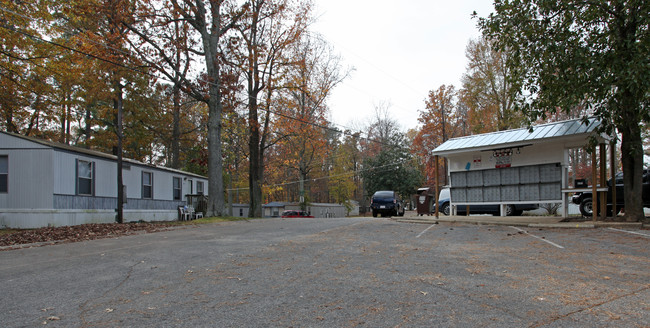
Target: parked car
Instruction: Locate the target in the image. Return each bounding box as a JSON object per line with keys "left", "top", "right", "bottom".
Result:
{"left": 571, "top": 169, "right": 650, "bottom": 216}
{"left": 281, "top": 210, "right": 314, "bottom": 218}
{"left": 437, "top": 187, "right": 538, "bottom": 216}
{"left": 370, "top": 190, "right": 405, "bottom": 217}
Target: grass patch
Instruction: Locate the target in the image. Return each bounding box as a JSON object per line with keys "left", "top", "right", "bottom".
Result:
{"left": 0, "top": 229, "right": 21, "bottom": 236}
{"left": 161, "top": 216, "right": 262, "bottom": 226}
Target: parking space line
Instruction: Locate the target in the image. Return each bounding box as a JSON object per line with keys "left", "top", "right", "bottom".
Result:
{"left": 509, "top": 226, "right": 564, "bottom": 249}
{"left": 607, "top": 228, "right": 650, "bottom": 238}
{"left": 416, "top": 223, "right": 437, "bottom": 238}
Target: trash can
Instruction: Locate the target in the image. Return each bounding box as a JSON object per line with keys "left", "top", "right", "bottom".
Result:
{"left": 416, "top": 187, "right": 434, "bottom": 216}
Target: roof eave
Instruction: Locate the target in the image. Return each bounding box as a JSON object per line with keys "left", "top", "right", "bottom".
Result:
{"left": 432, "top": 131, "right": 604, "bottom": 157}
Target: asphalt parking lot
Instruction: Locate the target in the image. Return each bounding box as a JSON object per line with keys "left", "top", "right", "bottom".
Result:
{"left": 1, "top": 217, "right": 648, "bottom": 327}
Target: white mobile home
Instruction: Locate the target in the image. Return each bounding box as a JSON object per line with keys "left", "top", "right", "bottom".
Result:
{"left": 0, "top": 132, "right": 208, "bottom": 228}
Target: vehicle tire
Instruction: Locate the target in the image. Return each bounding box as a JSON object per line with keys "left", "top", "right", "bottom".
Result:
{"left": 579, "top": 197, "right": 593, "bottom": 217}
{"left": 441, "top": 202, "right": 450, "bottom": 216}
{"left": 372, "top": 210, "right": 378, "bottom": 218}
{"left": 505, "top": 205, "right": 515, "bottom": 216}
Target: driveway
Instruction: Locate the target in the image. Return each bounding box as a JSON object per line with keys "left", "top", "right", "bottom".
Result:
{"left": 1, "top": 217, "right": 648, "bottom": 327}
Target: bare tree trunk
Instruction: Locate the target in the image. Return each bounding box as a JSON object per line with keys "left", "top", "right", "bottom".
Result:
{"left": 65, "top": 95, "right": 71, "bottom": 144}
{"left": 248, "top": 94, "right": 262, "bottom": 217}
{"left": 60, "top": 102, "right": 66, "bottom": 143}
{"left": 84, "top": 106, "right": 92, "bottom": 148}
{"left": 620, "top": 118, "right": 644, "bottom": 222}
{"left": 198, "top": 1, "right": 231, "bottom": 218}
{"left": 206, "top": 87, "right": 225, "bottom": 217}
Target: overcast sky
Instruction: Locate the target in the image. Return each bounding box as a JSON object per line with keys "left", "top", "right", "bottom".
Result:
{"left": 310, "top": 0, "right": 495, "bottom": 132}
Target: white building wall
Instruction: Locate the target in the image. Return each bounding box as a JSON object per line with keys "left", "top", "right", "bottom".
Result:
{"left": 156, "top": 171, "right": 175, "bottom": 200}
{"left": 95, "top": 158, "right": 118, "bottom": 197}
{"left": 52, "top": 150, "right": 208, "bottom": 201}
{"left": 0, "top": 133, "right": 51, "bottom": 149}
{"left": 447, "top": 142, "right": 566, "bottom": 173}
{"left": 0, "top": 148, "right": 54, "bottom": 209}
{"left": 0, "top": 209, "right": 179, "bottom": 229}
{"left": 0, "top": 133, "right": 209, "bottom": 228}
{"left": 123, "top": 165, "right": 141, "bottom": 199}
{"left": 52, "top": 150, "right": 119, "bottom": 197}
{"left": 53, "top": 150, "right": 76, "bottom": 195}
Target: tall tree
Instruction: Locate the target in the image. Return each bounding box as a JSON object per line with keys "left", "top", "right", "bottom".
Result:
{"left": 461, "top": 37, "right": 524, "bottom": 133}
{"left": 276, "top": 34, "right": 347, "bottom": 210}
{"left": 0, "top": 0, "right": 61, "bottom": 136}
{"left": 360, "top": 131, "right": 423, "bottom": 200}
{"left": 361, "top": 106, "right": 423, "bottom": 199}
{"left": 364, "top": 102, "right": 400, "bottom": 155}
{"left": 478, "top": 0, "right": 650, "bottom": 221}
{"left": 88, "top": 0, "right": 139, "bottom": 223}
{"left": 328, "top": 134, "right": 358, "bottom": 214}
{"left": 229, "top": 0, "right": 311, "bottom": 217}
{"left": 126, "top": 0, "right": 247, "bottom": 217}
{"left": 413, "top": 85, "right": 458, "bottom": 186}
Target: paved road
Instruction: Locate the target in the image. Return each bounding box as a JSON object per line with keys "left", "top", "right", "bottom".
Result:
{"left": 1, "top": 217, "right": 648, "bottom": 327}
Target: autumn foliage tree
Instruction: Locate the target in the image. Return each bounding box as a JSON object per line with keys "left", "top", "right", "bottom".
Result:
{"left": 274, "top": 34, "right": 347, "bottom": 210}
{"left": 461, "top": 37, "right": 524, "bottom": 133}
{"left": 227, "top": 0, "right": 312, "bottom": 217}
{"left": 412, "top": 85, "right": 461, "bottom": 186}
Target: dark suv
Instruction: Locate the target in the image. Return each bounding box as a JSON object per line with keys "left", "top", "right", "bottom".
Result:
{"left": 370, "top": 191, "right": 405, "bottom": 217}
{"left": 572, "top": 169, "right": 650, "bottom": 216}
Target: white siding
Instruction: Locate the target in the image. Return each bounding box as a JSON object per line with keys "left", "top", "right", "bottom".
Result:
{"left": 0, "top": 148, "right": 54, "bottom": 209}
{"left": 447, "top": 142, "right": 565, "bottom": 173}
{"left": 53, "top": 150, "right": 209, "bottom": 201}
{"left": 1, "top": 132, "right": 210, "bottom": 227}
{"left": 156, "top": 172, "right": 175, "bottom": 201}
{"left": 53, "top": 150, "right": 119, "bottom": 197}
{"left": 123, "top": 165, "right": 141, "bottom": 199}
{"left": 94, "top": 159, "right": 117, "bottom": 197}
{"left": 0, "top": 133, "right": 50, "bottom": 149}
{"left": 53, "top": 150, "right": 78, "bottom": 194}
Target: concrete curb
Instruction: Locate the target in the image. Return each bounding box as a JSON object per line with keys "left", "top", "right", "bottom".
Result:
{"left": 396, "top": 217, "right": 646, "bottom": 229}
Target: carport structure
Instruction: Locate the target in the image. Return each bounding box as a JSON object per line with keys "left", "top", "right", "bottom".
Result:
{"left": 430, "top": 118, "right": 613, "bottom": 219}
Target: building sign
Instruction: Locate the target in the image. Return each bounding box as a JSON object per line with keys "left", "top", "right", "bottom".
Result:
{"left": 473, "top": 155, "right": 482, "bottom": 168}
{"left": 493, "top": 148, "right": 512, "bottom": 168}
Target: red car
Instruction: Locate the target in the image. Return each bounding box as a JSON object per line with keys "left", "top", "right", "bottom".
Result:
{"left": 281, "top": 210, "right": 314, "bottom": 218}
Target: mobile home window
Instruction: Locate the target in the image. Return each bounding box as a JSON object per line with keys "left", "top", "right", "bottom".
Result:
{"left": 77, "top": 160, "right": 94, "bottom": 196}
{"left": 173, "top": 177, "right": 182, "bottom": 200}
{"left": 197, "top": 181, "right": 204, "bottom": 195}
{"left": 0, "top": 156, "right": 7, "bottom": 193}
{"left": 142, "top": 171, "right": 153, "bottom": 199}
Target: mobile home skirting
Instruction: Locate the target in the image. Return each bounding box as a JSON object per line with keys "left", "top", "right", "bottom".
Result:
{"left": 0, "top": 208, "right": 180, "bottom": 229}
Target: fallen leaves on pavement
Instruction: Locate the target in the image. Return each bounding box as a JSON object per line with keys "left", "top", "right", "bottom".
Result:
{"left": 0, "top": 223, "right": 172, "bottom": 248}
